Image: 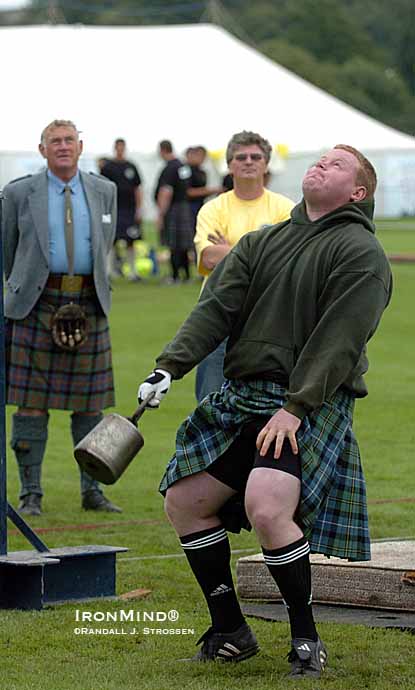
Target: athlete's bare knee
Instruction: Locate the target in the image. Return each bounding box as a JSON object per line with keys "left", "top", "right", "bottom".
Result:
{"left": 246, "top": 498, "right": 284, "bottom": 534}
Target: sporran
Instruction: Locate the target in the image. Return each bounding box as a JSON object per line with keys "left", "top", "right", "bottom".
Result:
{"left": 51, "top": 301, "right": 88, "bottom": 351}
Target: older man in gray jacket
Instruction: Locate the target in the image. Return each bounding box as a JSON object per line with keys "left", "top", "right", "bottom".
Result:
{"left": 2, "top": 119, "right": 120, "bottom": 515}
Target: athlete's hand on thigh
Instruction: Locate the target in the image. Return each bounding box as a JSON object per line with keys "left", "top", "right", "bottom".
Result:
{"left": 256, "top": 409, "right": 301, "bottom": 459}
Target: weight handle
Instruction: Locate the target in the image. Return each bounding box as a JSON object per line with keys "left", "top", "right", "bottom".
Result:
{"left": 128, "top": 391, "right": 156, "bottom": 426}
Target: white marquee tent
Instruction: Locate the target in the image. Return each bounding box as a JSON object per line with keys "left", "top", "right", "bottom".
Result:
{"left": 1, "top": 23, "right": 415, "bottom": 215}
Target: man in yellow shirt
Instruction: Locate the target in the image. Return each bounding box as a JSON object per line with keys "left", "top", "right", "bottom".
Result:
{"left": 194, "top": 130, "right": 295, "bottom": 401}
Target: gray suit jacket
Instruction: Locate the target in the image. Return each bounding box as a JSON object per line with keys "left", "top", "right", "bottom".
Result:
{"left": 2, "top": 169, "right": 117, "bottom": 318}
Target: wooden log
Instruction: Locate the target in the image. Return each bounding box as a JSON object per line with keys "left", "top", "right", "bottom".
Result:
{"left": 236, "top": 541, "right": 415, "bottom": 611}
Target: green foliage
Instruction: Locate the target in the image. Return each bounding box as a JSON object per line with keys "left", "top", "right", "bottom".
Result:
{"left": 259, "top": 38, "right": 324, "bottom": 84}
{"left": 343, "top": 0, "right": 415, "bottom": 95}
{"left": 281, "top": 0, "right": 380, "bottom": 65}
{"left": 238, "top": 0, "right": 415, "bottom": 132}
{"left": 257, "top": 38, "right": 415, "bottom": 133}
{"left": 329, "top": 58, "right": 413, "bottom": 131}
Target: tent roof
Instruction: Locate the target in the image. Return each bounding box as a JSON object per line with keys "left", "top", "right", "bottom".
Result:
{"left": 1, "top": 23, "right": 414, "bottom": 155}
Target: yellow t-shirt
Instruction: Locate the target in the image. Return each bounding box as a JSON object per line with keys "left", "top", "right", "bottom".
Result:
{"left": 194, "top": 189, "right": 295, "bottom": 277}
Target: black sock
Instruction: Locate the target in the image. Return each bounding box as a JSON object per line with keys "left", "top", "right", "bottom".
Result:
{"left": 262, "top": 536, "right": 317, "bottom": 641}
{"left": 180, "top": 250, "right": 190, "bottom": 280}
{"left": 170, "top": 250, "right": 180, "bottom": 280}
{"left": 180, "top": 526, "right": 245, "bottom": 633}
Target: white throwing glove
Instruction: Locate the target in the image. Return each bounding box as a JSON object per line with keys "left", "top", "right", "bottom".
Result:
{"left": 138, "top": 369, "right": 172, "bottom": 408}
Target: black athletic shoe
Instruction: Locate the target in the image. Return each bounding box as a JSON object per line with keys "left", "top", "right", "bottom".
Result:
{"left": 18, "top": 493, "right": 42, "bottom": 516}
{"left": 82, "top": 490, "right": 122, "bottom": 513}
{"left": 288, "top": 637, "right": 328, "bottom": 678}
{"left": 183, "top": 623, "right": 259, "bottom": 662}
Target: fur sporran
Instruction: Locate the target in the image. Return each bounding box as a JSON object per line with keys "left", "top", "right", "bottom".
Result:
{"left": 51, "top": 302, "right": 88, "bottom": 351}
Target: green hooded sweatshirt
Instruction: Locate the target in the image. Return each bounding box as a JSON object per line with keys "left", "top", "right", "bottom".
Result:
{"left": 156, "top": 199, "right": 392, "bottom": 419}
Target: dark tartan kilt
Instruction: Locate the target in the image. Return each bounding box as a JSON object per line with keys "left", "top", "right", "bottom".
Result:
{"left": 163, "top": 201, "right": 194, "bottom": 250}
{"left": 5, "top": 285, "right": 115, "bottom": 412}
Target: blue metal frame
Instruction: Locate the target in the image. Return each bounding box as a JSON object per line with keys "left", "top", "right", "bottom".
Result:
{"left": 7, "top": 504, "right": 49, "bottom": 552}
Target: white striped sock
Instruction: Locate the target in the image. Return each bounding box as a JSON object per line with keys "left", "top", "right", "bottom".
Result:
{"left": 181, "top": 528, "right": 228, "bottom": 551}
{"left": 263, "top": 541, "right": 310, "bottom": 566}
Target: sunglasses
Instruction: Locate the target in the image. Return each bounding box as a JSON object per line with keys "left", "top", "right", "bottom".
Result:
{"left": 233, "top": 153, "right": 264, "bottom": 162}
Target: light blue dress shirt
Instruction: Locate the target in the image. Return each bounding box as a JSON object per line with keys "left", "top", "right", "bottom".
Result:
{"left": 47, "top": 170, "right": 93, "bottom": 274}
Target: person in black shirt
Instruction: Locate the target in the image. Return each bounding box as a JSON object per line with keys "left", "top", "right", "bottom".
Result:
{"left": 222, "top": 172, "right": 234, "bottom": 192}
{"left": 186, "top": 146, "right": 223, "bottom": 231}
{"left": 154, "top": 140, "right": 193, "bottom": 283}
{"left": 101, "top": 139, "right": 143, "bottom": 281}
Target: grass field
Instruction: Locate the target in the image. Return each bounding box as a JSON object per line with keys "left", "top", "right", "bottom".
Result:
{"left": 1, "top": 223, "right": 414, "bottom": 689}
{"left": 376, "top": 220, "right": 415, "bottom": 254}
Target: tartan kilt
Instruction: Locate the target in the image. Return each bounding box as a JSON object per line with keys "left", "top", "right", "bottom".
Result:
{"left": 5, "top": 285, "right": 115, "bottom": 412}
{"left": 163, "top": 201, "right": 194, "bottom": 250}
{"left": 160, "top": 379, "right": 370, "bottom": 562}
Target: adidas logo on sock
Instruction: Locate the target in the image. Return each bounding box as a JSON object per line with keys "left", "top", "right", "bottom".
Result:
{"left": 210, "top": 583, "right": 232, "bottom": 597}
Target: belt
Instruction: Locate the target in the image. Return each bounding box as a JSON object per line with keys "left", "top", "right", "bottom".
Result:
{"left": 46, "top": 274, "right": 94, "bottom": 292}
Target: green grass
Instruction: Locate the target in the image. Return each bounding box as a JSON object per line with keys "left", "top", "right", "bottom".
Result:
{"left": 375, "top": 218, "right": 415, "bottom": 254}
{"left": 375, "top": 217, "right": 415, "bottom": 230}
{"left": 1, "top": 222, "right": 415, "bottom": 689}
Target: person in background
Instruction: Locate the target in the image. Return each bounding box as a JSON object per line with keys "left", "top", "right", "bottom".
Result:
{"left": 154, "top": 140, "right": 194, "bottom": 283}
{"left": 101, "top": 138, "right": 143, "bottom": 282}
{"left": 185, "top": 146, "right": 223, "bottom": 229}
{"left": 138, "top": 144, "right": 392, "bottom": 677}
{"left": 96, "top": 157, "right": 108, "bottom": 174}
{"left": 221, "top": 172, "right": 233, "bottom": 192}
{"left": 2, "top": 119, "right": 121, "bottom": 515}
{"left": 194, "top": 130, "right": 295, "bottom": 402}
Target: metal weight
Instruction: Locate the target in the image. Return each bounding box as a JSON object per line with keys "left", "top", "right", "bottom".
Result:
{"left": 74, "top": 392, "right": 155, "bottom": 484}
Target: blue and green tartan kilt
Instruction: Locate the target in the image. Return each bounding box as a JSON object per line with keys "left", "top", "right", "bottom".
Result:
{"left": 160, "top": 379, "right": 370, "bottom": 562}
{"left": 5, "top": 285, "right": 115, "bottom": 412}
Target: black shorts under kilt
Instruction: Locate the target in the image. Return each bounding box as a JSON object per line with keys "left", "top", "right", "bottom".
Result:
{"left": 5, "top": 285, "right": 115, "bottom": 412}
{"left": 207, "top": 418, "right": 302, "bottom": 492}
